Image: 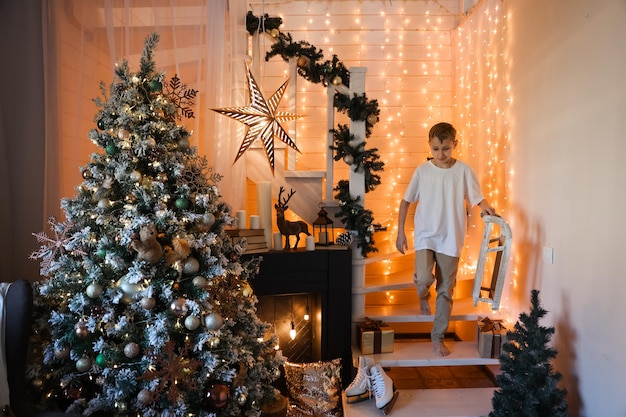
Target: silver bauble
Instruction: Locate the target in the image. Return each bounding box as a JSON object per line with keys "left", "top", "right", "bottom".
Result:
{"left": 118, "top": 278, "right": 143, "bottom": 303}
{"left": 124, "top": 342, "right": 140, "bottom": 358}
{"left": 183, "top": 257, "right": 200, "bottom": 275}
{"left": 185, "top": 315, "right": 201, "bottom": 330}
{"left": 343, "top": 154, "right": 355, "bottom": 165}
{"left": 205, "top": 312, "right": 224, "bottom": 330}
{"left": 76, "top": 357, "right": 92, "bottom": 372}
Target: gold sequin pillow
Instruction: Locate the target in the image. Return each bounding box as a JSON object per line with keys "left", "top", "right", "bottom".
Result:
{"left": 283, "top": 359, "right": 342, "bottom": 417}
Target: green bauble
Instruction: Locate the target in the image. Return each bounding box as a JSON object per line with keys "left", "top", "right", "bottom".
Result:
{"left": 95, "top": 353, "right": 107, "bottom": 367}
{"left": 175, "top": 197, "right": 190, "bottom": 210}
{"left": 97, "top": 118, "right": 105, "bottom": 130}
{"left": 105, "top": 143, "right": 117, "bottom": 155}
{"left": 149, "top": 79, "right": 162, "bottom": 92}
{"left": 95, "top": 248, "right": 106, "bottom": 259}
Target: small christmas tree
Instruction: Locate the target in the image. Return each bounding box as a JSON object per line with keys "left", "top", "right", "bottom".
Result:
{"left": 490, "top": 289, "right": 569, "bottom": 417}
{"left": 28, "top": 33, "right": 283, "bottom": 416}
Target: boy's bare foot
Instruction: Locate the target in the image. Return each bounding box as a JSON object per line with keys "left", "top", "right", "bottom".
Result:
{"left": 433, "top": 341, "right": 450, "bottom": 357}
{"left": 420, "top": 299, "right": 431, "bottom": 315}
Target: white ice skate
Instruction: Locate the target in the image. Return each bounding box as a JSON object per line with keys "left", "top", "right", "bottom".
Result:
{"left": 345, "top": 356, "right": 375, "bottom": 404}
{"left": 370, "top": 364, "right": 399, "bottom": 415}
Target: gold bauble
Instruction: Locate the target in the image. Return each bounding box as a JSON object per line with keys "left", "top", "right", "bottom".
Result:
{"left": 270, "top": 28, "right": 280, "bottom": 38}
{"left": 331, "top": 76, "right": 342, "bottom": 86}
{"left": 367, "top": 114, "right": 378, "bottom": 125}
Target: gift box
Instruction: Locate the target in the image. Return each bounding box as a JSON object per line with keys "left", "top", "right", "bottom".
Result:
{"left": 356, "top": 317, "right": 394, "bottom": 354}
{"left": 477, "top": 316, "right": 508, "bottom": 358}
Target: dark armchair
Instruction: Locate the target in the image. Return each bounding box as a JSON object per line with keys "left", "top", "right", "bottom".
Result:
{"left": 4, "top": 279, "right": 77, "bottom": 417}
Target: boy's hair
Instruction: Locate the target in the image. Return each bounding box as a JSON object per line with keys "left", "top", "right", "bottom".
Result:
{"left": 429, "top": 122, "right": 457, "bottom": 143}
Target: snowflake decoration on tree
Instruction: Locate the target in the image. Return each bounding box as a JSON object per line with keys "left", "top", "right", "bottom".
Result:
{"left": 164, "top": 74, "right": 198, "bottom": 119}
{"left": 30, "top": 217, "right": 86, "bottom": 274}
{"left": 177, "top": 155, "right": 211, "bottom": 195}
{"left": 136, "top": 340, "right": 202, "bottom": 404}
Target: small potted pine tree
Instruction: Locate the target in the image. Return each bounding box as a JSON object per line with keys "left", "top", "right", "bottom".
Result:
{"left": 490, "top": 289, "right": 570, "bottom": 417}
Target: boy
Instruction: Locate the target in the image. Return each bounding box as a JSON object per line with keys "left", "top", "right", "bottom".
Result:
{"left": 396, "top": 122, "right": 494, "bottom": 357}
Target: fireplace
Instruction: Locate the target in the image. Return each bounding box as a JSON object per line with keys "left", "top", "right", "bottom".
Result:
{"left": 257, "top": 293, "right": 322, "bottom": 363}
{"left": 248, "top": 248, "right": 352, "bottom": 386}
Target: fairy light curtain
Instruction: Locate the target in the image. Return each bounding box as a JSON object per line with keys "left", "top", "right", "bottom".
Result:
{"left": 42, "top": 0, "right": 249, "bottom": 221}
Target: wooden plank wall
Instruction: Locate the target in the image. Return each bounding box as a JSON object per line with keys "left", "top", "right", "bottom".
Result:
{"left": 248, "top": 0, "right": 460, "bottom": 235}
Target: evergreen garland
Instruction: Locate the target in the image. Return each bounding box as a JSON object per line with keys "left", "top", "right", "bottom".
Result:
{"left": 247, "top": 12, "right": 384, "bottom": 256}
{"left": 490, "top": 289, "right": 570, "bottom": 417}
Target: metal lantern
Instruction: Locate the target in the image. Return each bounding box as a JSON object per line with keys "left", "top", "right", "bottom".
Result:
{"left": 313, "top": 203, "right": 334, "bottom": 246}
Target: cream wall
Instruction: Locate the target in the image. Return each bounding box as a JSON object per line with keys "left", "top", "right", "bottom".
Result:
{"left": 504, "top": 0, "right": 626, "bottom": 415}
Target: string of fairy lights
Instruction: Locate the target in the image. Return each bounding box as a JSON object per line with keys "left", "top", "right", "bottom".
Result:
{"left": 248, "top": 0, "right": 512, "bottom": 300}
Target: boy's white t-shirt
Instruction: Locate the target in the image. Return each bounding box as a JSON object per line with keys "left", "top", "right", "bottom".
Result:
{"left": 403, "top": 160, "right": 485, "bottom": 257}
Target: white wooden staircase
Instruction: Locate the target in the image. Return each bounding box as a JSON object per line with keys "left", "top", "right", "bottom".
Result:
{"left": 246, "top": 34, "right": 510, "bottom": 414}
{"left": 340, "top": 221, "right": 512, "bottom": 417}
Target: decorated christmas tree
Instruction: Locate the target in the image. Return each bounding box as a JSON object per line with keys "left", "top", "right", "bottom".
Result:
{"left": 490, "top": 289, "right": 569, "bottom": 417}
{"left": 28, "top": 33, "right": 283, "bottom": 416}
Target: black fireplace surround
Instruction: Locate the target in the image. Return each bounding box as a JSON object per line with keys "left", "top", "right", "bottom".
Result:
{"left": 247, "top": 248, "right": 353, "bottom": 387}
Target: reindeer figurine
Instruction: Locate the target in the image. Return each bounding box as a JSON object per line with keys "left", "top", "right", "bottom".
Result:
{"left": 275, "top": 186, "right": 311, "bottom": 250}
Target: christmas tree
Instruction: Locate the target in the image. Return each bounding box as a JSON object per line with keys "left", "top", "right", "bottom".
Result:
{"left": 490, "top": 289, "right": 569, "bottom": 417}
{"left": 28, "top": 33, "right": 283, "bottom": 416}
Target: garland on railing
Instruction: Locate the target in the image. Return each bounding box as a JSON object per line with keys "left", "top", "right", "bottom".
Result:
{"left": 246, "top": 11, "right": 384, "bottom": 256}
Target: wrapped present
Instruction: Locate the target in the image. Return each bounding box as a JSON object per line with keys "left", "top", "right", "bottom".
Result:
{"left": 356, "top": 317, "right": 394, "bottom": 354}
{"left": 477, "top": 316, "right": 508, "bottom": 358}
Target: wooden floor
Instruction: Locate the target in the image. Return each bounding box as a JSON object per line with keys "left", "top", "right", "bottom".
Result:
{"left": 387, "top": 365, "right": 497, "bottom": 390}
{"left": 342, "top": 363, "right": 498, "bottom": 417}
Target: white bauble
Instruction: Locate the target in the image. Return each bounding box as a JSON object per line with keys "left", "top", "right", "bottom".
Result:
{"left": 86, "top": 283, "right": 103, "bottom": 298}
{"left": 192, "top": 275, "right": 207, "bottom": 288}
{"left": 204, "top": 312, "right": 224, "bottom": 330}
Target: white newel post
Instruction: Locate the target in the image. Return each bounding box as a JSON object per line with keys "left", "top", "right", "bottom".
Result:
{"left": 348, "top": 67, "right": 367, "bottom": 323}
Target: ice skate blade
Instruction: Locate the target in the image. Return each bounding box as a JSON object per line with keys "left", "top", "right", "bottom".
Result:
{"left": 380, "top": 390, "right": 399, "bottom": 415}
{"left": 346, "top": 391, "right": 372, "bottom": 404}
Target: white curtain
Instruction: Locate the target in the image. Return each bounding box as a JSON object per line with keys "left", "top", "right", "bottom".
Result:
{"left": 42, "top": 0, "right": 248, "bottom": 221}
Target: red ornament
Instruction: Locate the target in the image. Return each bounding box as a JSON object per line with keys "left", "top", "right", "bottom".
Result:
{"left": 204, "top": 381, "right": 231, "bottom": 411}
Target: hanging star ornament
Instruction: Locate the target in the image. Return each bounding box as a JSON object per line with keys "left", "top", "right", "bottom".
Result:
{"left": 212, "top": 64, "right": 302, "bottom": 173}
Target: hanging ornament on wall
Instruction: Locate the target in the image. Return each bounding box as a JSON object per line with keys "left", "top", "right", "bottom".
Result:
{"left": 212, "top": 64, "right": 302, "bottom": 174}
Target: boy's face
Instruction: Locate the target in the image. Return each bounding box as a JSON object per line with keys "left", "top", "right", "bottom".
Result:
{"left": 428, "top": 136, "right": 457, "bottom": 168}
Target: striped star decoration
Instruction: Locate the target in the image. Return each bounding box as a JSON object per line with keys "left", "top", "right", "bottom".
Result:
{"left": 212, "top": 64, "right": 301, "bottom": 173}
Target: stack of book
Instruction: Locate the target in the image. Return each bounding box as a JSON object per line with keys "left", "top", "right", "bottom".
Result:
{"left": 225, "top": 229, "right": 269, "bottom": 254}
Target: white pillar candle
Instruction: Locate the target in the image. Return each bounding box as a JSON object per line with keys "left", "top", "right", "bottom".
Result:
{"left": 273, "top": 232, "right": 283, "bottom": 251}
{"left": 249, "top": 215, "right": 260, "bottom": 229}
{"left": 319, "top": 231, "right": 328, "bottom": 244}
{"left": 306, "top": 235, "right": 315, "bottom": 251}
{"left": 257, "top": 182, "right": 272, "bottom": 245}
{"left": 236, "top": 210, "right": 246, "bottom": 229}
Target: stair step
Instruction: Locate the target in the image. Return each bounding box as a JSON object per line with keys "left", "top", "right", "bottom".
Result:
{"left": 352, "top": 341, "right": 500, "bottom": 368}
{"left": 364, "top": 297, "right": 505, "bottom": 323}
{"left": 342, "top": 387, "right": 495, "bottom": 417}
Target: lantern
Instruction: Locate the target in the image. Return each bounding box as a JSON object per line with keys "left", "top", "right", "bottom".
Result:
{"left": 313, "top": 203, "right": 334, "bottom": 246}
